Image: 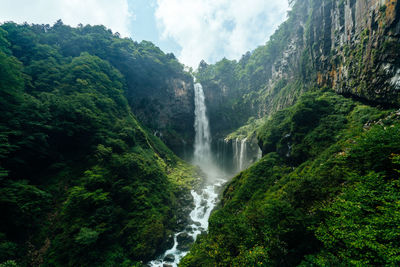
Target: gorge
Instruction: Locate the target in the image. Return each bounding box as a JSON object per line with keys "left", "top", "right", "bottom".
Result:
{"left": 1, "top": 0, "right": 400, "bottom": 266}
{"left": 149, "top": 81, "right": 261, "bottom": 266}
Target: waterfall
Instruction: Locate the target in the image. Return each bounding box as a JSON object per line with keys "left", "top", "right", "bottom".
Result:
{"left": 239, "top": 138, "right": 247, "bottom": 171}
{"left": 149, "top": 82, "right": 263, "bottom": 267}
{"left": 228, "top": 137, "right": 262, "bottom": 173}
{"left": 257, "top": 147, "right": 262, "bottom": 159}
{"left": 233, "top": 137, "right": 247, "bottom": 172}
{"left": 149, "top": 82, "right": 226, "bottom": 267}
{"left": 193, "top": 83, "right": 211, "bottom": 165}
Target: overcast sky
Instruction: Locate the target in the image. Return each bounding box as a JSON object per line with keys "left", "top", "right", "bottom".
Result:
{"left": 0, "top": 0, "right": 289, "bottom": 68}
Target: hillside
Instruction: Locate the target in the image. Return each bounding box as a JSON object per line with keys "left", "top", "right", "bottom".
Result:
{"left": 0, "top": 22, "right": 199, "bottom": 266}
{"left": 182, "top": 0, "right": 400, "bottom": 265}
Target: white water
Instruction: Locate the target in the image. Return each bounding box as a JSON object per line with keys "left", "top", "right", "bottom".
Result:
{"left": 239, "top": 137, "right": 247, "bottom": 171}
{"left": 149, "top": 82, "right": 227, "bottom": 267}
{"left": 193, "top": 83, "right": 211, "bottom": 167}
{"left": 231, "top": 137, "right": 262, "bottom": 173}
{"left": 148, "top": 179, "right": 225, "bottom": 267}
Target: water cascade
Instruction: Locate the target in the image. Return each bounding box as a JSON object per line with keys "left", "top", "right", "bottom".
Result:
{"left": 229, "top": 138, "right": 262, "bottom": 173}
{"left": 149, "top": 82, "right": 226, "bottom": 267}
{"left": 193, "top": 83, "right": 212, "bottom": 166}
{"left": 239, "top": 138, "right": 247, "bottom": 171}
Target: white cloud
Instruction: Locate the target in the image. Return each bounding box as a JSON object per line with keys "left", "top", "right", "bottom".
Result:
{"left": 0, "top": 0, "right": 131, "bottom": 37}
{"left": 155, "top": 0, "right": 289, "bottom": 68}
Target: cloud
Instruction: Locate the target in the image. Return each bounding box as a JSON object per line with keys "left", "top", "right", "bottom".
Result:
{"left": 0, "top": 0, "right": 131, "bottom": 37}
{"left": 155, "top": 0, "right": 289, "bottom": 68}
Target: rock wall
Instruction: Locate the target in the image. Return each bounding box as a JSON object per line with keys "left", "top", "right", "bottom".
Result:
{"left": 313, "top": 0, "right": 400, "bottom": 104}
{"left": 197, "top": 0, "right": 400, "bottom": 142}
{"left": 260, "top": 0, "right": 400, "bottom": 108}
{"left": 127, "top": 77, "right": 195, "bottom": 157}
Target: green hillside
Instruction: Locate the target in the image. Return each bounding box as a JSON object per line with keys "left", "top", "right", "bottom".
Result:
{"left": 0, "top": 22, "right": 198, "bottom": 266}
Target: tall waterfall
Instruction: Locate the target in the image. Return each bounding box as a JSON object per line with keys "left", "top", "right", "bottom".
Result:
{"left": 149, "top": 82, "right": 263, "bottom": 267}
{"left": 149, "top": 82, "right": 226, "bottom": 267}
{"left": 193, "top": 83, "right": 212, "bottom": 166}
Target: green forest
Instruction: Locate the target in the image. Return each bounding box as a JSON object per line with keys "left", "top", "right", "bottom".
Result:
{"left": 182, "top": 89, "right": 400, "bottom": 266}
{"left": 0, "top": 21, "right": 199, "bottom": 266}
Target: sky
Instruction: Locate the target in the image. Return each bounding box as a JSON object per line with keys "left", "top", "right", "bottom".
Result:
{"left": 0, "top": 0, "right": 289, "bottom": 68}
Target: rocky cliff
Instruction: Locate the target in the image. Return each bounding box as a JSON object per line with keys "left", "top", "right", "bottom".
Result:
{"left": 126, "top": 76, "right": 195, "bottom": 157}
{"left": 196, "top": 0, "right": 400, "bottom": 141}
{"left": 312, "top": 0, "right": 400, "bottom": 104}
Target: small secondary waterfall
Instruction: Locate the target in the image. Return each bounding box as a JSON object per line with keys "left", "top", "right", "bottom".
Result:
{"left": 149, "top": 82, "right": 226, "bottom": 267}
{"left": 239, "top": 138, "right": 247, "bottom": 170}
{"left": 229, "top": 138, "right": 262, "bottom": 173}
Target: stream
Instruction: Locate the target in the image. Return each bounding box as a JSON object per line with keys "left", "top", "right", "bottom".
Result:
{"left": 148, "top": 176, "right": 226, "bottom": 267}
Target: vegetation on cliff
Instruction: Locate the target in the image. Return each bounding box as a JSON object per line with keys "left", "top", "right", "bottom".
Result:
{"left": 196, "top": 0, "right": 400, "bottom": 140}
{"left": 181, "top": 89, "right": 400, "bottom": 266}
{"left": 183, "top": 0, "right": 400, "bottom": 265}
{"left": 0, "top": 22, "right": 198, "bottom": 266}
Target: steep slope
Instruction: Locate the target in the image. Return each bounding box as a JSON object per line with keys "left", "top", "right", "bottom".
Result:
{"left": 182, "top": 89, "right": 400, "bottom": 266}
{"left": 183, "top": 0, "right": 400, "bottom": 265}
{"left": 0, "top": 23, "right": 199, "bottom": 266}
{"left": 196, "top": 0, "right": 400, "bottom": 140}
{"left": 2, "top": 21, "right": 195, "bottom": 156}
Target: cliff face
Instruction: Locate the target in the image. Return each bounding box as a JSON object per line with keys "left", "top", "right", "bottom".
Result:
{"left": 196, "top": 0, "right": 400, "bottom": 141}
{"left": 127, "top": 77, "right": 195, "bottom": 157}
{"left": 312, "top": 0, "right": 400, "bottom": 104}
{"left": 260, "top": 0, "right": 400, "bottom": 107}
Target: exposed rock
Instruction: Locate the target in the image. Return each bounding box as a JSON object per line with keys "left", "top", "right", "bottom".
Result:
{"left": 176, "top": 232, "right": 194, "bottom": 251}
{"left": 200, "top": 199, "right": 207, "bottom": 207}
{"left": 163, "top": 254, "right": 175, "bottom": 262}
{"left": 127, "top": 77, "right": 195, "bottom": 157}
{"left": 199, "top": 0, "right": 400, "bottom": 144}
{"left": 174, "top": 189, "right": 195, "bottom": 230}
{"left": 193, "top": 221, "right": 201, "bottom": 227}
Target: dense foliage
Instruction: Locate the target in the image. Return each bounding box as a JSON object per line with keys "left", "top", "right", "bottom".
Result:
{"left": 181, "top": 89, "right": 400, "bottom": 266}
{"left": 0, "top": 22, "right": 198, "bottom": 266}
{"left": 2, "top": 20, "right": 195, "bottom": 154}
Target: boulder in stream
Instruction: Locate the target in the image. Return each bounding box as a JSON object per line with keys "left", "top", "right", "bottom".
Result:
{"left": 176, "top": 232, "right": 194, "bottom": 250}
{"left": 164, "top": 254, "right": 175, "bottom": 262}
{"left": 193, "top": 221, "right": 201, "bottom": 227}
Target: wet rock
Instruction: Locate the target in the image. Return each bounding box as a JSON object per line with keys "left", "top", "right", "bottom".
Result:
{"left": 200, "top": 199, "right": 207, "bottom": 207}
{"left": 163, "top": 264, "right": 173, "bottom": 267}
{"left": 164, "top": 254, "right": 175, "bottom": 262}
{"left": 164, "top": 234, "right": 174, "bottom": 251}
{"left": 176, "top": 232, "right": 194, "bottom": 251}
{"left": 193, "top": 221, "right": 201, "bottom": 227}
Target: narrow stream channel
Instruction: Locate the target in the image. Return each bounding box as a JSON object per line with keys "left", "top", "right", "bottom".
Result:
{"left": 148, "top": 176, "right": 226, "bottom": 267}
